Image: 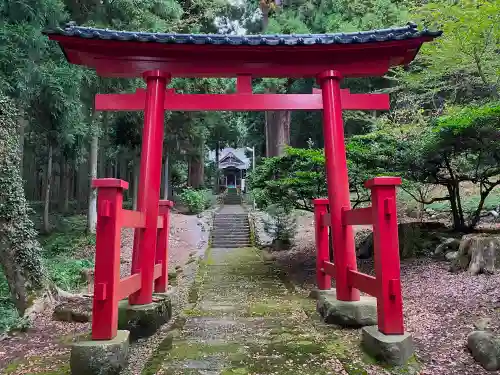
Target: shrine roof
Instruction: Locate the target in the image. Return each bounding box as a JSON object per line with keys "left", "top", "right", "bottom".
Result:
{"left": 44, "top": 22, "right": 441, "bottom": 78}
{"left": 46, "top": 22, "right": 440, "bottom": 46}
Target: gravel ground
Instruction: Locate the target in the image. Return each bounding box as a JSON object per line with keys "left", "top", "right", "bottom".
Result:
{"left": 267, "top": 210, "right": 500, "bottom": 375}
{"left": 0, "top": 210, "right": 210, "bottom": 373}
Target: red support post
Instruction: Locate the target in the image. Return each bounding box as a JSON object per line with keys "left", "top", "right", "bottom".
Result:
{"left": 130, "top": 70, "right": 170, "bottom": 305}
{"left": 313, "top": 198, "right": 331, "bottom": 290}
{"left": 366, "top": 177, "right": 404, "bottom": 335}
{"left": 155, "top": 200, "right": 173, "bottom": 293}
{"left": 317, "top": 70, "right": 360, "bottom": 302}
{"left": 91, "top": 178, "right": 128, "bottom": 340}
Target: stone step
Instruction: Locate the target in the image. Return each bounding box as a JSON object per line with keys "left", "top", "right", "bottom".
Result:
{"left": 212, "top": 236, "right": 250, "bottom": 241}
{"left": 211, "top": 243, "right": 251, "bottom": 248}
{"left": 212, "top": 231, "right": 250, "bottom": 235}
{"left": 214, "top": 223, "right": 249, "bottom": 228}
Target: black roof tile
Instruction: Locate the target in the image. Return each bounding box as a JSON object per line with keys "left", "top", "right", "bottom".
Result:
{"left": 44, "top": 22, "right": 441, "bottom": 46}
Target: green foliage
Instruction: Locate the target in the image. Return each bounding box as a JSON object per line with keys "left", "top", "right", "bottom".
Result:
{"left": 250, "top": 146, "right": 379, "bottom": 212}
{"left": 45, "top": 258, "right": 93, "bottom": 291}
{"left": 178, "top": 188, "right": 213, "bottom": 214}
{"left": 250, "top": 147, "right": 326, "bottom": 211}
{"left": 0, "top": 94, "right": 46, "bottom": 313}
{"left": 262, "top": 204, "right": 297, "bottom": 250}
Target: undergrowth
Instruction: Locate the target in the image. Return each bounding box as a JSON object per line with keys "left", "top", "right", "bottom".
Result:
{"left": 0, "top": 214, "right": 95, "bottom": 333}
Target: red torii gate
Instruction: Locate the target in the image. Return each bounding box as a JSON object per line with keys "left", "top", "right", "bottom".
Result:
{"left": 45, "top": 23, "right": 440, "bottom": 349}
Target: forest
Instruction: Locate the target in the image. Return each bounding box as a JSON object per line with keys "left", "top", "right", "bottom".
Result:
{"left": 0, "top": 0, "right": 499, "bottom": 374}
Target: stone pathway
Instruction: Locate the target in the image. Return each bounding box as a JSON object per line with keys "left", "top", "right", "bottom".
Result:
{"left": 149, "top": 246, "right": 352, "bottom": 375}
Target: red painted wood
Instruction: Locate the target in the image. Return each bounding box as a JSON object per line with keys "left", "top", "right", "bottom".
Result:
{"left": 130, "top": 71, "right": 168, "bottom": 305}
{"left": 321, "top": 213, "right": 331, "bottom": 227}
{"left": 369, "top": 178, "right": 404, "bottom": 335}
{"left": 92, "top": 178, "right": 129, "bottom": 189}
{"left": 365, "top": 176, "right": 402, "bottom": 188}
{"left": 95, "top": 91, "right": 389, "bottom": 112}
{"left": 91, "top": 179, "right": 125, "bottom": 340}
{"left": 322, "top": 261, "right": 336, "bottom": 278}
{"left": 318, "top": 70, "right": 360, "bottom": 302}
{"left": 347, "top": 269, "right": 378, "bottom": 297}
{"left": 153, "top": 263, "right": 162, "bottom": 280}
{"left": 157, "top": 216, "right": 164, "bottom": 229}
{"left": 342, "top": 207, "right": 373, "bottom": 226}
{"left": 155, "top": 200, "right": 172, "bottom": 293}
{"left": 236, "top": 75, "right": 252, "bottom": 93}
{"left": 313, "top": 199, "right": 330, "bottom": 290}
{"left": 118, "top": 274, "right": 141, "bottom": 301}
{"left": 121, "top": 210, "right": 146, "bottom": 228}
{"left": 48, "top": 34, "right": 433, "bottom": 78}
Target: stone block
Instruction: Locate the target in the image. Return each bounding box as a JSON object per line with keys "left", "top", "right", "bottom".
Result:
{"left": 70, "top": 330, "right": 129, "bottom": 375}
{"left": 118, "top": 294, "right": 172, "bottom": 341}
{"left": 317, "top": 294, "right": 376, "bottom": 327}
{"left": 362, "top": 325, "right": 413, "bottom": 366}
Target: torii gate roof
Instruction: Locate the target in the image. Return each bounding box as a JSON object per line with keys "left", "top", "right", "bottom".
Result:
{"left": 44, "top": 22, "right": 441, "bottom": 78}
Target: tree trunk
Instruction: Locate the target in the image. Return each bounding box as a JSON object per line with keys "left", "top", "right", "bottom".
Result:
{"left": 18, "top": 116, "right": 27, "bottom": 174}
{"left": 43, "top": 143, "right": 53, "bottom": 234}
{"left": 188, "top": 154, "right": 204, "bottom": 189}
{"left": 133, "top": 153, "right": 139, "bottom": 210}
{"left": 163, "top": 153, "right": 169, "bottom": 200}
{"left": 87, "top": 123, "right": 98, "bottom": 234}
{"left": 214, "top": 143, "right": 220, "bottom": 194}
{"left": 0, "top": 249, "right": 28, "bottom": 313}
{"left": 265, "top": 110, "right": 290, "bottom": 157}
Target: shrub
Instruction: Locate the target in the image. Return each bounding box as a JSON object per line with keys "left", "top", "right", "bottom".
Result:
{"left": 263, "top": 205, "right": 297, "bottom": 250}
{"left": 178, "top": 188, "right": 213, "bottom": 214}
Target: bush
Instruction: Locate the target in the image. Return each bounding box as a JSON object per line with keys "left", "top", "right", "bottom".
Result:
{"left": 178, "top": 188, "right": 213, "bottom": 214}
{"left": 45, "top": 258, "right": 94, "bottom": 291}
{"left": 263, "top": 205, "right": 297, "bottom": 250}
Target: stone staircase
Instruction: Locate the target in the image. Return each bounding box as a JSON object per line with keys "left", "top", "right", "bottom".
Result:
{"left": 211, "top": 205, "right": 251, "bottom": 248}
{"left": 223, "top": 188, "right": 242, "bottom": 205}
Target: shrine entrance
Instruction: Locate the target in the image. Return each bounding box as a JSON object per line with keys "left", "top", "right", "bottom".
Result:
{"left": 45, "top": 22, "right": 440, "bottom": 371}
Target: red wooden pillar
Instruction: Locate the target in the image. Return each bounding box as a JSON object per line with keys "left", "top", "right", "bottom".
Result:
{"left": 155, "top": 200, "right": 173, "bottom": 293}
{"left": 366, "top": 177, "right": 404, "bottom": 335}
{"left": 314, "top": 198, "right": 331, "bottom": 290}
{"left": 317, "top": 70, "right": 360, "bottom": 302}
{"left": 130, "top": 70, "right": 170, "bottom": 305}
{"left": 91, "top": 178, "right": 128, "bottom": 340}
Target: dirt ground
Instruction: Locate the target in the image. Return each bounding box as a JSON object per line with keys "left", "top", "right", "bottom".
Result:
{"left": 273, "top": 211, "right": 500, "bottom": 375}
{"left": 0, "top": 211, "right": 207, "bottom": 374}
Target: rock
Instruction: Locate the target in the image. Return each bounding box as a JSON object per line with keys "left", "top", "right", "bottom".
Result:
{"left": 474, "top": 318, "right": 493, "bottom": 331}
{"left": 450, "top": 234, "right": 500, "bottom": 275}
{"left": 317, "top": 294, "right": 377, "bottom": 327}
{"left": 70, "top": 330, "right": 129, "bottom": 375}
{"left": 435, "top": 237, "right": 461, "bottom": 256}
{"left": 357, "top": 222, "right": 446, "bottom": 259}
{"left": 468, "top": 330, "right": 500, "bottom": 371}
{"left": 362, "top": 325, "right": 414, "bottom": 365}
{"left": 118, "top": 294, "right": 172, "bottom": 341}
{"left": 445, "top": 251, "right": 459, "bottom": 261}
{"left": 53, "top": 299, "right": 92, "bottom": 323}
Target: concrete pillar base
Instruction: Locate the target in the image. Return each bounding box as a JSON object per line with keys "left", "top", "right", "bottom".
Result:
{"left": 118, "top": 293, "right": 172, "bottom": 341}
{"left": 362, "top": 325, "right": 414, "bottom": 365}
{"left": 317, "top": 294, "right": 377, "bottom": 327}
{"left": 70, "top": 330, "right": 129, "bottom": 375}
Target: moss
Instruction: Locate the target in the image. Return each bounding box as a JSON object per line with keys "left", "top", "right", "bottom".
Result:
{"left": 4, "top": 356, "right": 70, "bottom": 375}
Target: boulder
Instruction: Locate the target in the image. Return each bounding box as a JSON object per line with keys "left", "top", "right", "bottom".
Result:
{"left": 450, "top": 234, "right": 500, "bottom": 275}
{"left": 53, "top": 298, "right": 92, "bottom": 323}
{"left": 435, "top": 237, "right": 461, "bottom": 256}
{"left": 468, "top": 330, "right": 500, "bottom": 371}
{"left": 357, "top": 222, "right": 446, "bottom": 259}
{"left": 317, "top": 294, "right": 377, "bottom": 327}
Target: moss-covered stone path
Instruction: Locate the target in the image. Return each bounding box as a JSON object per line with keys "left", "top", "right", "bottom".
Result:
{"left": 146, "top": 246, "right": 359, "bottom": 375}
